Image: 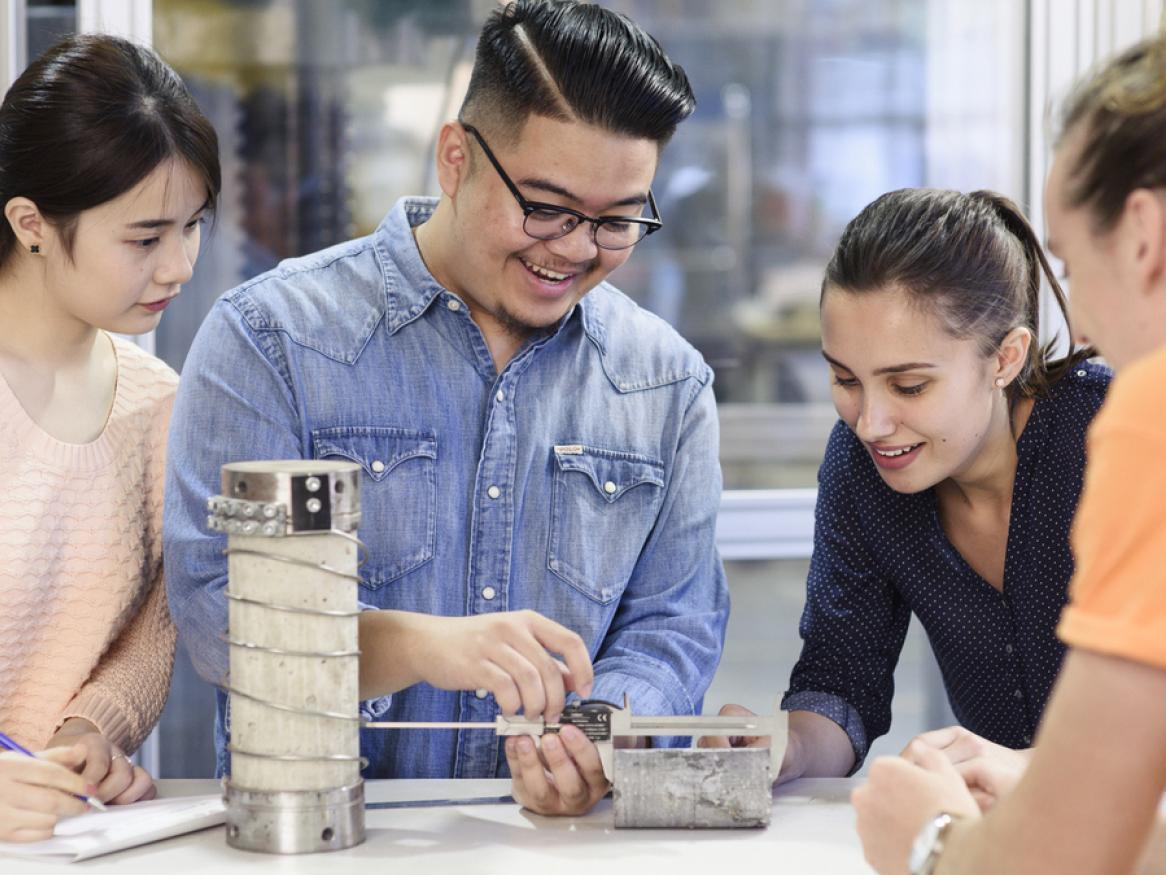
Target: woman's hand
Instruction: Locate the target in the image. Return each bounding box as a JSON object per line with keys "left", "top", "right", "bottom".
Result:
{"left": 901, "top": 725, "right": 1030, "bottom": 811}
{"left": 46, "top": 719, "right": 156, "bottom": 805}
{"left": 853, "top": 742, "right": 981, "bottom": 874}
{"left": 0, "top": 745, "right": 91, "bottom": 842}
{"left": 699, "top": 705, "right": 854, "bottom": 785}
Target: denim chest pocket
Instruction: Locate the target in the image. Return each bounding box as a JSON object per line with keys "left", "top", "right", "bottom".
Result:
{"left": 311, "top": 426, "right": 436, "bottom": 589}
{"left": 547, "top": 445, "right": 666, "bottom": 604}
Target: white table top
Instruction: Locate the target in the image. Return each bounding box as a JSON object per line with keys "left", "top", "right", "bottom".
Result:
{"left": 4, "top": 778, "right": 873, "bottom": 874}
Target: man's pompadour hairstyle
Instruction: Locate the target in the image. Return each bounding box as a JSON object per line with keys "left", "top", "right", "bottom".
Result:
{"left": 460, "top": 0, "right": 695, "bottom": 144}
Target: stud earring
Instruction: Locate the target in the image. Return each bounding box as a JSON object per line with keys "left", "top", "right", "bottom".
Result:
{"left": 994, "top": 377, "right": 1006, "bottom": 388}
{"left": 29, "top": 244, "right": 39, "bottom": 254}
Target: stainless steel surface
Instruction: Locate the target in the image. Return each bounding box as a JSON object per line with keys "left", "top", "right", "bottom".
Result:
{"left": 224, "top": 782, "right": 365, "bottom": 854}
{"left": 215, "top": 460, "right": 363, "bottom": 535}
{"left": 612, "top": 714, "right": 772, "bottom": 736}
{"left": 367, "top": 706, "right": 789, "bottom": 795}
{"left": 612, "top": 748, "right": 772, "bottom": 829}
{"left": 362, "top": 716, "right": 549, "bottom": 736}
{"left": 365, "top": 794, "right": 515, "bottom": 809}
{"left": 363, "top": 711, "right": 773, "bottom": 736}
{"left": 219, "top": 460, "right": 366, "bottom": 853}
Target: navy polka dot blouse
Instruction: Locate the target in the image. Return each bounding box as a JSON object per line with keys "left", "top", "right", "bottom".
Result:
{"left": 783, "top": 362, "right": 1111, "bottom": 768}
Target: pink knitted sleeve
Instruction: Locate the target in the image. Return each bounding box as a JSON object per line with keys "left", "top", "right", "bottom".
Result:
{"left": 59, "top": 363, "right": 178, "bottom": 755}
{"left": 61, "top": 568, "right": 177, "bottom": 753}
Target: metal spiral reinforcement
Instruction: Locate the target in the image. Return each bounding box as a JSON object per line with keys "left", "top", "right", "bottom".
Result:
{"left": 208, "top": 460, "right": 367, "bottom": 854}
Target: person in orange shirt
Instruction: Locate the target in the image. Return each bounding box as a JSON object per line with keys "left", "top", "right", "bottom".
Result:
{"left": 852, "top": 33, "right": 1166, "bottom": 875}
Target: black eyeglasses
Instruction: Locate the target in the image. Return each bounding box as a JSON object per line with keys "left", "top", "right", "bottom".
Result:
{"left": 460, "top": 123, "right": 662, "bottom": 251}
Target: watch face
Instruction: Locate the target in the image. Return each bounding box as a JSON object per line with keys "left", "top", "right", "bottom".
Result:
{"left": 909, "top": 817, "right": 941, "bottom": 872}
{"left": 909, "top": 813, "right": 952, "bottom": 874}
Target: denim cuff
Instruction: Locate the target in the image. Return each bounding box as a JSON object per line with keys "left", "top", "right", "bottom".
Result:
{"left": 591, "top": 663, "right": 695, "bottom": 750}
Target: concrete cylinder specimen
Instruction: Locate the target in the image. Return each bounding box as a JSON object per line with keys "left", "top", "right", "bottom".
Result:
{"left": 208, "top": 460, "right": 364, "bottom": 854}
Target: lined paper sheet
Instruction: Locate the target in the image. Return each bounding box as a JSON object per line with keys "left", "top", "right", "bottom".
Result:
{"left": 0, "top": 794, "right": 225, "bottom": 863}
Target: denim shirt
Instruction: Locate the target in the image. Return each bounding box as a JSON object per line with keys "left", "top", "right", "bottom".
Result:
{"left": 164, "top": 197, "right": 730, "bottom": 779}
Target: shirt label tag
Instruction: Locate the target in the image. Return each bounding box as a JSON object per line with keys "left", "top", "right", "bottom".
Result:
{"left": 553, "top": 444, "right": 584, "bottom": 455}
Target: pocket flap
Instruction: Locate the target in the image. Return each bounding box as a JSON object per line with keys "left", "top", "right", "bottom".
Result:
{"left": 313, "top": 426, "right": 437, "bottom": 482}
{"left": 552, "top": 444, "right": 664, "bottom": 502}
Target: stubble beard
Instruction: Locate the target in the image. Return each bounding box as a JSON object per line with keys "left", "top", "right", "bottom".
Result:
{"left": 491, "top": 303, "right": 543, "bottom": 339}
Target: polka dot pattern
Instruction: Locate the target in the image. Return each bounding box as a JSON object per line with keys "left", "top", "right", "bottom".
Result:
{"left": 783, "top": 362, "right": 1111, "bottom": 767}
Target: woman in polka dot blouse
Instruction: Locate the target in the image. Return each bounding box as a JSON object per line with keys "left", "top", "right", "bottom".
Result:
{"left": 711, "top": 187, "right": 1109, "bottom": 782}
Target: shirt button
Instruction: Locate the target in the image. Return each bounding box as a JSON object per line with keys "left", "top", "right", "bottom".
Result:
{"left": 447, "top": 299, "right": 461, "bottom": 311}
{"left": 1076, "top": 369, "right": 1086, "bottom": 377}
{"left": 482, "top": 586, "right": 496, "bottom": 601}
{"left": 371, "top": 460, "right": 386, "bottom": 474}
{"left": 495, "top": 390, "right": 505, "bottom": 402}
{"left": 1004, "top": 643, "right": 1014, "bottom": 654}
{"left": 1013, "top": 688, "right": 1023, "bottom": 700}
{"left": 603, "top": 481, "right": 617, "bottom": 494}
{"left": 487, "top": 485, "right": 501, "bottom": 499}
{"left": 475, "top": 688, "right": 489, "bottom": 699}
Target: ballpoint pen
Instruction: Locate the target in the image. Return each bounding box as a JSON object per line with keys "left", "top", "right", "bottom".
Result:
{"left": 0, "top": 730, "right": 109, "bottom": 812}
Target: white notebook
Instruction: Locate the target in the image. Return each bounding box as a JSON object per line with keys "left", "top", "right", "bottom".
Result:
{"left": 0, "top": 794, "right": 225, "bottom": 863}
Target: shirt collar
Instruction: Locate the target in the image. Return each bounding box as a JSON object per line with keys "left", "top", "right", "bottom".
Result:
{"left": 374, "top": 195, "right": 606, "bottom": 350}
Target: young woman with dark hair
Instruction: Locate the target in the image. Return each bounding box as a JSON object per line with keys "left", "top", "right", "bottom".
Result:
{"left": 0, "top": 33, "right": 219, "bottom": 841}
{"left": 708, "top": 187, "right": 1108, "bottom": 785}
{"left": 853, "top": 33, "right": 1166, "bottom": 875}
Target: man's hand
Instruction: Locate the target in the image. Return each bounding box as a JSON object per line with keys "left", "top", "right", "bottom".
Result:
{"left": 852, "top": 741, "right": 981, "bottom": 875}
{"left": 45, "top": 718, "right": 156, "bottom": 805}
{"left": 409, "top": 611, "right": 593, "bottom": 721}
{"left": 505, "top": 724, "right": 611, "bottom": 816}
{"left": 0, "top": 745, "right": 91, "bottom": 842}
{"left": 362, "top": 609, "right": 594, "bottom": 722}
{"left": 903, "top": 725, "right": 1030, "bottom": 811}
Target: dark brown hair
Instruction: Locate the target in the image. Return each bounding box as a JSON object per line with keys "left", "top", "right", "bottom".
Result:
{"left": 460, "top": 0, "right": 695, "bottom": 145}
{"left": 1057, "top": 34, "right": 1166, "bottom": 231}
{"left": 0, "top": 33, "right": 220, "bottom": 268}
{"left": 822, "top": 188, "right": 1089, "bottom": 405}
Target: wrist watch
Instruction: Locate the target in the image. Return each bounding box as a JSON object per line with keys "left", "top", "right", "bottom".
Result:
{"left": 909, "top": 811, "right": 960, "bottom": 875}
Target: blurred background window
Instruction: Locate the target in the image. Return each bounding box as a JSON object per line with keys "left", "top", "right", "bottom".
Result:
{"left": 151, "top": 0, "right": 1029, "bottom": 492}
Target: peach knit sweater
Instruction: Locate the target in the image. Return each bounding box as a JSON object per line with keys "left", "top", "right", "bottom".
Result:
{"left": 0, "top": 334, "right": 177, "bottom": 753}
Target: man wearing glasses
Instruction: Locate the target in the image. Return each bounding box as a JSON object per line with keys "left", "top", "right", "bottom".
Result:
{"left": 165, "top": 0, "right": 728, "bottom": 817}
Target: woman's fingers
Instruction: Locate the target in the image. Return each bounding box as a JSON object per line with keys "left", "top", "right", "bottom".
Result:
{"left": 0, "top": 751, "right": 90, "bottom": 800}
{"left": 94, "top": 753, "right": 134, "bottom": 803}
{"left": 108, "top": 765, "right": 155, "bottom": 806}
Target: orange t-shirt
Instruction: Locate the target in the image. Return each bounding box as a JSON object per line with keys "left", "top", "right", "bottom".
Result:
{"left": 1058, "top": 344, "right": 1166, "bottom": 670}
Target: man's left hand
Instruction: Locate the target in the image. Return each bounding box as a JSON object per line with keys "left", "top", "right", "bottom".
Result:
{"left": 852, "top": 741, "right": 980, "bottom": 874}
{"left": 504, "top": 724, "right": 610, "bottom": 816}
